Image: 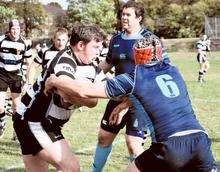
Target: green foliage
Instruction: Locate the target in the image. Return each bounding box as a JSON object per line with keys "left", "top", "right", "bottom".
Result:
{"left": 67, "top": 0, "right": 117, "bottom": 34}
{"left": 47, "top": 2, "right": 62, "bottom": 9}
{"left": 0, "top": 5, "right": 17, "bottom": 33}
{"left": 14, "top": 0, "right": 47, "bottom": 37}
{"left": 0, "top": 5, "right": 17, "bottom": 22}
{"left": 140, "top": 0, "right": 220, "bottom": 38}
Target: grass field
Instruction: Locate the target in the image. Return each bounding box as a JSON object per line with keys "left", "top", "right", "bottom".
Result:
{"left": 0, "top": 51, "right": 220, "bottom": 172}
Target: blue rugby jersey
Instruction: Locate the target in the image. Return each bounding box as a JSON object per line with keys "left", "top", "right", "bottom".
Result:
{"left": 106, "top": 28, "right": 169, "bottom": 76}
{"left": 105, "top": 62, "right": 204, "bottom": 142}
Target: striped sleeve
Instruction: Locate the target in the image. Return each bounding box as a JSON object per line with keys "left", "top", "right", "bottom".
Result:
{"left": 23, "top": 39, "right": 32, "bottom": 58}
{"left": 54, "top": 56, "right": 76, "bottom": 79}
{"left": 34, "top": 49, "right": 43, "bottom": 64}
{"left": 105, "top": 73, "right": 134, "bottom": 99}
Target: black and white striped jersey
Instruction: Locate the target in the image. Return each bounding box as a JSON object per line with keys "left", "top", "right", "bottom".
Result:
{"left": 34, "top": 45, "right": 59, "bottom": 69}
{"left": 16, "top": 46, "right": 98, "bottom": 125}
{"left": 0, "top": 34, "right": 32, "bottom": 72}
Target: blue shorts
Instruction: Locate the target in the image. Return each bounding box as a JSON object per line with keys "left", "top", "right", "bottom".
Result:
{"left": 100, "top": 95, "right": 154, "bottom": 139}
{"left": 135, "top": 132, "right": 216, "bottom": 172}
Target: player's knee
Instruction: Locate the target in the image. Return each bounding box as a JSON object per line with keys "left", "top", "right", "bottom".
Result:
{"left": 97, "top": 134, "right": 112, "bottom": 147}
{"left": 55, "top": 158, "right": 80, "bottom": 172}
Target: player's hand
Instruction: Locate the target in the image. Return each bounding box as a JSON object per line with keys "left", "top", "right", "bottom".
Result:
{"left": 109, "top": 99, "right": 131, "bottom": 125}
{"left": 44, "top": 74, "right": 57, "bottom": 96}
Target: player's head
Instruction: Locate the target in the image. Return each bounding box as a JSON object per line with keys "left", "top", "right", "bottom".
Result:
{"left": 70, "top": 24, "right": 104, "bottom": 64}
{"left": 120, "top": 1, "right": 145, "bottom": 31}
{"left": 8, "top": 19, "right": 21, "bottom": 40}
{"left": 134, "top": 35, "right": 163, "bottom": 65}
{"left": 202, "top": 34, "right": 208, "bottom": 41}
{"left": 53, "top": 27, "right": 69, "bottom": 51}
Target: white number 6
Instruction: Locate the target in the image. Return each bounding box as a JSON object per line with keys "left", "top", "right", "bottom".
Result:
{"left": 156, "top": 74, "right": 180, "bottom": 98}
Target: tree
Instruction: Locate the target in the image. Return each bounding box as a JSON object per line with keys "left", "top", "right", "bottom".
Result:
{"left": 8, "top": 0, "right": 47, "bottom": 37}
{"left": 0, "top": 5, "right": 17, "bottom": 33}
{"left": 67, "top": 0, "right": 117, "bottom": 34}
{"left": 47, "top": 2, "right": 62, "bottom": 9}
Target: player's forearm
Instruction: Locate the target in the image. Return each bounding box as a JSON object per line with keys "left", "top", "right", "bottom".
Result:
{"left": 51, "top": 75, "right": 108, "bottom": 99}
{"left": 69, "top": 97, "right": 98, "bottom": 108}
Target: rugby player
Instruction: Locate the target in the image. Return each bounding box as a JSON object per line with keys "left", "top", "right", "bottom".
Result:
{"left": 28, "top": 27, "right": 69, "bottom": 84}
{"left": 86, "top": 1, "right": 169, "bottom": 171}
{"left": 45, "top": 35, "right": 217, "bottom": 172}
{"left": 196, "top": 34, "right": 211, "bottom": 83}
{"left": 13, "top": 24, "right": 104, "bottom": 171}
{"left": 0, "top": 19, "right": 32, "bottom": 139}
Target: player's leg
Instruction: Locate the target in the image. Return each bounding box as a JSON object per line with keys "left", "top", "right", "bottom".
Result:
{"left": 92, "top": 128, "right": 116, "bottom": 172}
{"left": 197, "top": 54, "right": 204, "bottom": 83}
{"left": 13, "top": 116, "right": 80, "bottom": 172}
{"left": 126, "top": 161, "right": 140, "bottom": 172}
{"left": 0, "top": 71, "right": 9, "bottom": 139}
{"left": 22, "top": 154, "right": 48, "bottom": 172}
{"left": 9, "top": 72, "right": 23, "bottom": 140}
{"left": 125, "top": 95, "right": 154, "bottom": 161}
{"left": 125, "top": 134, "right": 144, "bottom": 161}
{"left": 92, "top": 100, "right": 124, "bottom": 172}
{"left": 35, "top": 139, "right": 80, "bottom": 172}
{"left": 0, "top": 91, "right": 7, "bottom": 139}
{"left": 11, "top": 93, "right": 21, "bottom": 114}
{"left": 202, "top": 60, "right": 210, "bottom": 81}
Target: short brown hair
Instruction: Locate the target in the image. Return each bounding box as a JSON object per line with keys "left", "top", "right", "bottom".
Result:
{"left": 70, "top": 24, "right": 105, "bottom": 46}
{"left": 121, "top": 0, "right": 145, "bottom": 24}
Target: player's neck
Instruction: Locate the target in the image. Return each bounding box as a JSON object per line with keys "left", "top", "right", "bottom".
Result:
{"left": 125, "top": 25, "right": 142, "bottom": 36}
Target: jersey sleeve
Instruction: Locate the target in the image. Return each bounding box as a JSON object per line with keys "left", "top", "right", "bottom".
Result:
{"left": 105, "top": 72, "right": 134, "bottom": 99}
{"left": 34, "top": 49, "right": 44, "bottom": 64}
{"left": 54, "top": 56, "right": 76, "bottom": 79}
{"left": 23, "top": 39, "right": 32, "bottom": 58}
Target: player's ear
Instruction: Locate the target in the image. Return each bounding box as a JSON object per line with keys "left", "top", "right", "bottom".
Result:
{"left": 137, "top": 16, "right": 142, "bottom": 23}
{"left": 77, "top": 41, "right": 85, "bottom": 51}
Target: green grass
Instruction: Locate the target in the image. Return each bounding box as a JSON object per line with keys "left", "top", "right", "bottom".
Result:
{"left": 0, "top": 51, "right": 220, "bottom": 172}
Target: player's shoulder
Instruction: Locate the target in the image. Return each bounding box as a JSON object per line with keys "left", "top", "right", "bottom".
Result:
{"left": 57, "top": 47, "right": 77, "bottom": 66}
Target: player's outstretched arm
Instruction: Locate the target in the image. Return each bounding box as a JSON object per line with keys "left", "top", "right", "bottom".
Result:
{"left": 44, "top": 74, "right": 108, "bottom": 101}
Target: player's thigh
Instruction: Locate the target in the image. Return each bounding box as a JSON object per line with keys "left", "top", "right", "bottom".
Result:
{"left": 23, "top": 154, "right": 48, "bottom": 172}
{"left": 126, "top": 161, "right": 140, "bottom": 172}
{"left": 38, "top": 139, "right": 79, "bottom": 170}
{"left": 8, "top": 74, "right": 22, "bottom": 94}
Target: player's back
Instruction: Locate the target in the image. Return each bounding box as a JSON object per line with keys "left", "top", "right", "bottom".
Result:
{"left": 134, "top": 62, "right": 204, "bottom": 142}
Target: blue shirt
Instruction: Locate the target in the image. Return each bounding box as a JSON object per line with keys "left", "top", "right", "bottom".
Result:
{"left": 105, "top": 62, "right": 204, "bottom": 142}
{"left": 106, "top": 28, "right": 169, "bottom": 76}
